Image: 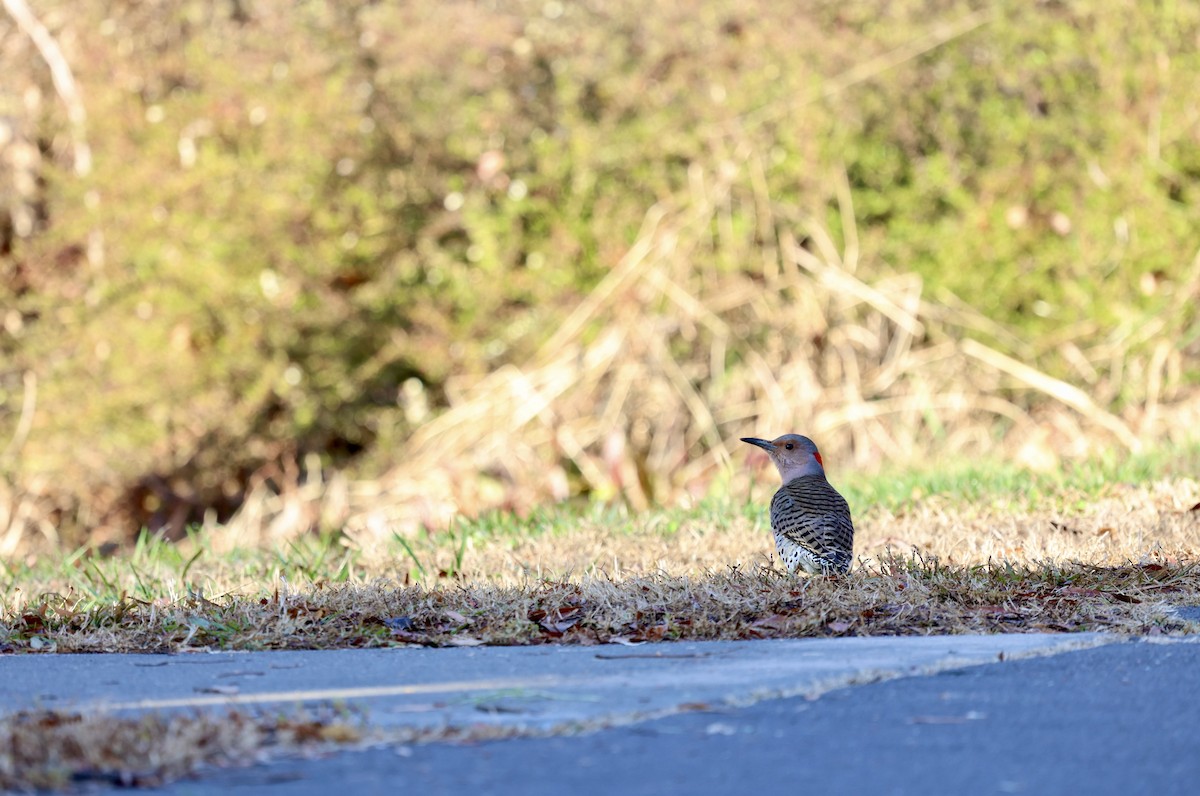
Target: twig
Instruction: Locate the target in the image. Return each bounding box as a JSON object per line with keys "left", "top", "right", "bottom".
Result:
{"left": 1, "top": 370, "right": 36, "bottom": 461}
{"left": 960, "top": 338, "right": 1141, "bottom": 451}
{"left": 3, "top": 0, "right": 91, "bottom": 175}
{"left": 741, "top": 9, "right": 996, "bottom": 129}
{"left": 783, "top": 234, "right": 924, "bottom": 338}
{"left": 539, "top": 203, "right": 667, "bottom": 359}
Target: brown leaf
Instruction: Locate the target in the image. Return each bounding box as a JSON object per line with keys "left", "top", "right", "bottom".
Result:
{"left": 750, "top": 613, "right": 788, "bottom": 630}
{"left": 1189, "top": 501, "right": 1200, "bottom": 512}
{"left": 1110, "top": 592, "right": 1141, "bottom": 604}
{"left": 534, "top": 605, "right": 582, "bottom": 636}
{"left": 573, "top": 629, "right": 600, "bottom": 645}
{"left": 284, "top": 720, "right": 326, "bottom": 743}
{"left": 631, "top": 623, "right": 667, "bottom": 642}
{"left": 20, "top": 614, "right": 45, "bottom": 633}
{"left": 1061, "top": 587, "right": 1102, "bottom": 598}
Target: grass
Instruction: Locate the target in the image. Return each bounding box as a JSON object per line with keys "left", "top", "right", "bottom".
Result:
{"left": 839, "top": 439, "right": 1200, "bottom": 514}
{"left": 2, "top": 447, "right": 1199, "bottom": 654}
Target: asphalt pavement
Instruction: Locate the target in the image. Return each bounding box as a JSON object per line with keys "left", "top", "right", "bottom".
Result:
{"left": 4, "top": 632, "right": 1198, "bottom": 794}
{"left": 168, "top": 636, "right": 1200, "bottom": 796}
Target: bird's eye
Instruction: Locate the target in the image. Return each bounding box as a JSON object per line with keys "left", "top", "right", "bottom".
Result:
{"left": 784, "top": 443, "right": 794, "bottom": 450}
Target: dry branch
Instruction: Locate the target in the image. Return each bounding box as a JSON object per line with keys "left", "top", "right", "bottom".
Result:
{"left": 960, "top": 338, "right": 1141, "bottom": 451}
{"left": 2, "top": 0, "right": 91, "bottom": 175}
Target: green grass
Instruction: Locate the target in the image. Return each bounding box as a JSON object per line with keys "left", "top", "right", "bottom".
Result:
{"left": 838, "top": 440, "right": 1200, "bottom": 515}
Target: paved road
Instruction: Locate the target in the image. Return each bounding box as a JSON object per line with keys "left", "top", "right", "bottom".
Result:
{"left": 162, "top": 637, "right": 1198, "bottom": 796}
{"left": 5, "top": 632, "right": 1198, "bottom": 794}
{"left": 2, "top": 634, "right": 1109, "bottom": 731}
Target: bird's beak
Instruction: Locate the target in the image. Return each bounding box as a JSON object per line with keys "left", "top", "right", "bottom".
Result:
{"left": 740, "top": 437, "right": 775, "bottom": 453}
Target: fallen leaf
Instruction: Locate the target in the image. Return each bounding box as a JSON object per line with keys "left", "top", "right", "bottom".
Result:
{"left": 1109, "top": 592, "right": 1141, "bottom": 604}
{"left": 827, "top": 621, "right": 852, "bottom": 633}
{"left": 750, "top": 614, "right": 788, "bottom": 631}
{"left": 533, "top": 606, "right": 582, "bottom": 636}
{"left": 445, "top": 636, "right": 485, "bottom": 647}
{"left": 445, "top": 610, "right": 469, "bottom": 624}
{"left": 320, "top": 724, "right": 362, "bottom": 743}
{"left": 1061, "top": 587, "right": 1102, "bottom": 598}
{"left": 631, "top": 623, "right": 667, "bottom": 642}
{"left": 607, "top": 636, "right": 644, "bottom": 646}
{"left": 284, "top": 720, "right": 327, "bottom": 743}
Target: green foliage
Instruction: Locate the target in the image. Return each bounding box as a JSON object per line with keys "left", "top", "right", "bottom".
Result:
{"left": 823, "top": 0, "right": 1200, "bottom": 380}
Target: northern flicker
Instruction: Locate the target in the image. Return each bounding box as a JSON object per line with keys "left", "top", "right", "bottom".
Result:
{"left": 741, "top": 434, "right": 854, "bottom": 575}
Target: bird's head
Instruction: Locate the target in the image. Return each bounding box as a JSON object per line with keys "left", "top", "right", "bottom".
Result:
{"left": 740, "top": 433, "right": 826, "bottom": 483}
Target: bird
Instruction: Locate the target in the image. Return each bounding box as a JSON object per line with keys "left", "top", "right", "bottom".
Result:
{"left": 741, "top": 434, "right": 854, "bottom": 575}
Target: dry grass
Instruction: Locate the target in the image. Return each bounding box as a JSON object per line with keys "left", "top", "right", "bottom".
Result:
{"left": 0, "top": 705, "right": 367, "bottom": 792}
{"left": 145, "top": 174, "right": 1200, "bottom": 552}
{"left": 5, "top": 555, "right": 1198, "bottom": 655}
{"left": 4, "top": 477, "right": 1198, "bottom": 654}
{"left": 0, "top": 698, "right": 651, "bottom": 792}
{"left": 411, "top": 476, "right": 1200, "bottom": 579}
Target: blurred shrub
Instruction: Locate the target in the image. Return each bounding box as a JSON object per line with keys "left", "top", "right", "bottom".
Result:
{"left": 0, "top": 0, "right": 1197, "bottom": 541}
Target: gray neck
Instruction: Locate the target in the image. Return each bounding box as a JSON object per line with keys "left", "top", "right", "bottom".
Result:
{"left": 778, "top": 460, "right": 826, "bottom": 483}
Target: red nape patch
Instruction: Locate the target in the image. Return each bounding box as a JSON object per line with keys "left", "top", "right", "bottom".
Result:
{"left": 814, "top": 451, "right": 823, "bottom": 466}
